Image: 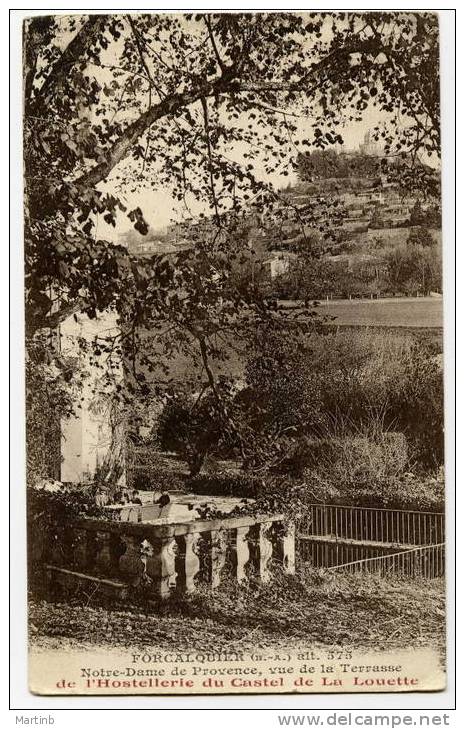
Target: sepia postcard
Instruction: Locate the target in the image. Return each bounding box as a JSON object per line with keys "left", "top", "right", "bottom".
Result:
{"left": 22, "top": 9, "right": 449, "bottom": 697}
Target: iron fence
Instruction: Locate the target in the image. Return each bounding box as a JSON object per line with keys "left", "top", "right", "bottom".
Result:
{"left": 299, "top": 503, "right": 444, "bottom": 546}
{"left": 298, "top": 536, "right": 401, "bottom": 566}
{"left": 327, "top": 542, "right": 445, "bottom": 579}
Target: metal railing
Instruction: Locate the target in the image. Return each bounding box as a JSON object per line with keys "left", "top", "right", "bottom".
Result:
{"left": 299, "top": 503, "right": 445, "bottom": 546}
{"left": 327, "top": 542, "right": 445, "bottom": 579}
{"left": 298, "top": 536, "right": 400, "bottom": 567}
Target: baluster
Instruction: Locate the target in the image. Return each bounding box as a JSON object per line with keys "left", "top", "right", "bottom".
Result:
{"left": 273, "top": 521, "right": 296, "bottom": 575}
{"left": 118, "top": 534, "right": 145, "bottom": 586}
{"left": 73, "top": 528, "right": 89, "bottom": 570}
{"left": 145, "top": 537, "right": 177, "bottom": 598}
{"left": 175, "top": 533, "right": 200, "bottom": 594}
{"left": 247, "top": 524, "right": 260, "bottom": 578}
{"left": 210, "top": 529, "right": 228, "bottom": 588}
{"left": 94, "top": 530, "right": 112, "bottom": 573}
{"left": 234, "top": 526, "right": 250, "bottom": 583}
{"left": 257, "top": 523, "right": 273, "bottom": 582}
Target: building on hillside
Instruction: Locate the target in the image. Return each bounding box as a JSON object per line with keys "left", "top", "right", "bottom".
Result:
{"left": 359, "top": 130, "right": 380, "bottom": 157}
{"left": 262, "top": 251, "right": 298, "bottom": 279}
{"left": 130, "top": 236, "right": 192, "bottom": 257}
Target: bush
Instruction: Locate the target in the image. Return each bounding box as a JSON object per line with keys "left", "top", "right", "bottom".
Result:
{"left": 156, "top": 389, "right": 232, "bottom": 476}
{"left": 187, "top": 471, "right": 264, "bottom": 498}
{"left": 126, "top": 447, "right": 188, "bottom": 491}
{"left": 306, "top": 331, "right": 443, "bottom": 470}
{"left": 309, "top": 469, "right": 445, "bottom": 511}
{"left": 27, "top": 486, "right": 117, "bottom": 592}
{"left": 28, "top": 485, "right": 115, "bottom": 530}
{"left": 239, "top": 329, "right": 443, "bottom": 473}
{"left": 407, "top": 226, "right": 435, "bottom": 248}
{"left": 279, "top": 427, "right": 406, "bottom": 477}
{"left": 263, "top": 416, "right": 444, "bottom": 511}
{"left": 306, "top": 437, "right": 443, "bottom": 511}
{"left": 388, "top": 346, "right": 443, "bottom": 468}
{"left": 128, "top": 468, "right": 186, "bottom": 492}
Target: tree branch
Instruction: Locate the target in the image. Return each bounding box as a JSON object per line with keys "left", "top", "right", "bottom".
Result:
{"left": 201, "top": 96, "right": 221, "bottom": 225}
{"left": 56, "top": 28, "right": 436, "bottom": 211}
{"left": 205, "top": 16, "right": 226, "bottom": 72}
{"left": 73, "top": 66, "right": 239, "bottom": 191}
{"left": 27, "top": 296, "right": 88, "bottom": 336}
{"left": 126, "top": 15, "right": 156, "bottom": 90}
{"left": 27, "top": 15, "right": 108, "bottom": 117}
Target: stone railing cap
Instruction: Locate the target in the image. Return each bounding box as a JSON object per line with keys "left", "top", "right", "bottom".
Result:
{"left": 73, "top": 512, "right": 286, "bottom": 537}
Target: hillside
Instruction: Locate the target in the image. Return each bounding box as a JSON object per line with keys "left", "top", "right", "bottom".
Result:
{"left": 120, "top": 150, "right": 442, "bottom": 302}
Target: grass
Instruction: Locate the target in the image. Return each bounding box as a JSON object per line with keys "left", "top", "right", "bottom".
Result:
{"left": 29, "top": 568, "right": 445, "bottom": 655}
{"left": 140, "top": 317, "right": 442, "bottom": 387}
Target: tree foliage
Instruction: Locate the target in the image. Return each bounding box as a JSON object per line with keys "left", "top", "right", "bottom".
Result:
{"left": 297, "top": 150, "right": 382, "bottom": 180}
{"left": 409, "top": 200, "right": 441, "bottom": 228}
{"left": 384, "top": 243, "right": 441, "bottom": 295}
{"left": 24, "top": 11, "right": 440, "bottom": 338}
{"left": 156, "top": 385, "right": 234, "bottom": 475}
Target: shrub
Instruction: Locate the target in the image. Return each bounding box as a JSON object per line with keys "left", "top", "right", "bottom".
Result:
{"left": 156, "top": 388, "right": 233, "bottom": 476}
{"left": 293, "top": 330, "right": 409, "bottom": 430}
{"left": 27, "top": 486, "right": 117, "bottom": 591}
{"left": 300, "top": 425, "right": 406, "bottom": 482}
{"left": 125, "top": 446, "right": 188, "bottom": 490}
{"left": 128, "top": 468, "right": 186, "bottom": 492}
{"left": 305, "top": 331, "right": 443, "bottom": 470}
{"left": 239, "top": 329, "right": 443, "bottom": 473}
{"left": 27, "top": 486, "right": 115, "bottom": 535}
{"left": 187, "top": 471, "right": 264, "bottom": 498}
{"left": 316, "top": 469, "right": 445, "bottom": 511}
{"left": 388, "top": 346, "right": 443, "bottom": 469}
{"left": 407, "top": 226, "right": 435, "bottom": 248}
{"left": 296, "top": 425, "right": 443, "bottom": 511}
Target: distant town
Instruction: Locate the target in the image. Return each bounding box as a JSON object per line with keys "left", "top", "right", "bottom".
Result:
{"left": 124, "top": 135, "right": 442, "bottom": 302}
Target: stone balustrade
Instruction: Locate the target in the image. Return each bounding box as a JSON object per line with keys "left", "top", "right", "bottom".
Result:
{"left": 43, "top": 514, "right": 295, "bottom": 600}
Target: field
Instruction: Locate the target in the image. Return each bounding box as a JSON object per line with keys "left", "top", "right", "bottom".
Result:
{"left": 138, "top": 297, "right": 443, "bottom": 386}
{"left": 315, "top": 297, "right": 443, "bottom": 329}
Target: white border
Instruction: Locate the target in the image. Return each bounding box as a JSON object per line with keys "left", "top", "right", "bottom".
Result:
{"left": 8, "top": 3, "right": 457, "bottom": 718}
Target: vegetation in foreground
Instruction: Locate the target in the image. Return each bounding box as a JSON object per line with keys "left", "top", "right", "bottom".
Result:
{"left": 133, "top": 327, "right": 444, "bottom": 513}
{"left": 29, "top": 569, "right": 445, "bottom": 655}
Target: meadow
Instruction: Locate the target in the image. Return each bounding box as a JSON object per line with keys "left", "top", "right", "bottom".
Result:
{"left": 137, "top": 298, "right": 443, "bottom": 387}
{"left": 316, "top": 296, "right": 443, "bottom": 328}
